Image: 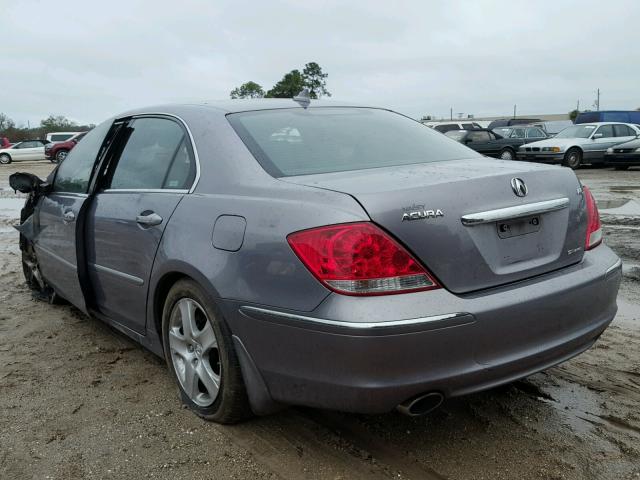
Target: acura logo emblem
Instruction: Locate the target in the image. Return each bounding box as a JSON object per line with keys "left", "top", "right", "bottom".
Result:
{"left": 511, "top": 177, "right": 528, "bottom": 197}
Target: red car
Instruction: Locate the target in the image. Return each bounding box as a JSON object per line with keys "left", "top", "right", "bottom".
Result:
{"left": 44, "top": 131, "right": 87, "bottom": 163}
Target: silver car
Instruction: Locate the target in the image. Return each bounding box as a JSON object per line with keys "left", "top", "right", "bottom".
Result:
{"left": 11, "top": 97, "right": 621, "bottom": 423}
{"left": 517, "top": 122, "right": 639, "bottom": 169}
{"left": 0, "top": 139, "right": 49, "bottom": 164}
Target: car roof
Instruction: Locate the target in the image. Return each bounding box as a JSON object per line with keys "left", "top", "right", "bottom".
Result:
{"left": 118, "top": 99, "right": 379, "bottom": 118}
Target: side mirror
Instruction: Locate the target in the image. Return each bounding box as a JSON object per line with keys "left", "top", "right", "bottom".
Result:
{"left": 592, "top": 133, "right": 604, "bottom": 139}
{"left": 9, "top": 172, "right": 49, "bottom": 194}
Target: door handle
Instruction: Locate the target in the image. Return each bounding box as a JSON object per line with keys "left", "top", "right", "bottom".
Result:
{"left": 63, "top": 210, "right": 76, "bottom": 223}
{"left": 136, "top": 212, "right": 163, "bottom": 227}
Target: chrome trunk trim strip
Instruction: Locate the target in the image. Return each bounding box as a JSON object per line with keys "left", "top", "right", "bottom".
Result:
{"left": 461, "top": 197, "right": 570, "bottom": 226}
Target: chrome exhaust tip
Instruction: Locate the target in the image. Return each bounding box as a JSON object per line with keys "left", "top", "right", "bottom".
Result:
{"left": 397, "top": 392, "right": 444, "bottom": 416}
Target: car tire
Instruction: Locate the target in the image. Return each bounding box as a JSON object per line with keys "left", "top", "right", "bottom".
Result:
{"left": 162, "top": 278, "right": 253, "bottom": 424}
{"left": 563, "top": 148, "right": 582, "bottom": 169}
{"left": 53, "top": 149, "right": 69, "bottom": 163}
{"left": 0, "top": 153, "right": 11, "bottom": 165}
{"left": 499, "top": 148, "right": 516, "bottom": 160}
{"left": 613, "top": 165, "right": 629, "bottom": 171}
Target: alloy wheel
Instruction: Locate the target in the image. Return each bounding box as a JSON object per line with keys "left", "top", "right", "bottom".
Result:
{"left": 500, "top": 149, "right": 514, "bottom": 160}
{"left": 56, "top": 150, "right": 68, "bottom": 162}
{"left": 0, "top": 154, "right": 10, "bottom": 164}
{"left": 168, "top": 298, "right": 221, "bottom": 407}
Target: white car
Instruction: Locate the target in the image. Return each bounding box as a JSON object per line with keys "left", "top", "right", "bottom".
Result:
{"left": 423, "top": 121, "right": 483, "bottom": 133}
{"left": 0, "top": 140, "right": 49, "bottom": 164}
{"left": 46, "top": 131, "right": 83, "bottom": 143}
{"left": 517, "top": 122, "right": 640, "bottom": 169}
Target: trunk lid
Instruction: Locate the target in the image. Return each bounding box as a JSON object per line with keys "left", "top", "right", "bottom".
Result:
{"left": 282, "top": 158, "right": 587, "bottom": 294}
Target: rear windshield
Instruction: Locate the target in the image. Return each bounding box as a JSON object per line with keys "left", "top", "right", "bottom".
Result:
{"left": 228, "top": 108, "right": 480, "bottom": 177}
{"left": 49, "top": 134, "right": 74, "bottom": 141}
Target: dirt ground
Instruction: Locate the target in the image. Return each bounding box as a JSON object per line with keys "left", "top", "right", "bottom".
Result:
{"left": 1, "top": 162, "right": 639, "bottom": 480}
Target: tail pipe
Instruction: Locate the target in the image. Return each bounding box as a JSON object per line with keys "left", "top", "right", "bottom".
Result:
{"left": 396, "top": 392, "right": 444, "bottom": 417}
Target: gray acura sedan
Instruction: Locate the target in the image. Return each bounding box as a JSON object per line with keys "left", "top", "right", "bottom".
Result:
{"left": 11, "top": 96, "right": 622, "bottom": 423}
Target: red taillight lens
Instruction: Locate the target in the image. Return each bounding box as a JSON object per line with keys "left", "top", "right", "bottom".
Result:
{"left": 287, "top": 222, "right": 440, "bottom": 296}
{"left": 583, "top": 186, "right": 602, "bottom": 250}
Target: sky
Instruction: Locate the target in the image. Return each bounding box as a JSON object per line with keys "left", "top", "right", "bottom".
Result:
{"left": 2, "top": 0, "right": 639, "bottom": 126}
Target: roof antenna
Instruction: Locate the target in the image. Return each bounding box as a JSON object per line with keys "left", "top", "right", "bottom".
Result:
{"left": 293, "top": 88, "right": 311, "bottom": 108}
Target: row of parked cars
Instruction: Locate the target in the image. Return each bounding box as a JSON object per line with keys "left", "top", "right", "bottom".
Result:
{"left": 426, "top": 111, "right": 640, "bottom": 170}
{"left": 0, "top": 131, "right": 87, "bottom": 165}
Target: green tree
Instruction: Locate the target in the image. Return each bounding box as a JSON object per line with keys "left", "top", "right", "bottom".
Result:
{"left": 265, "top": 70, "right": 306, "bottom": 98}
{"left": 0, "top": 113, "right": 15, "bottom": 132}
{"left": 569, "top": 109, "right": 579, "bottom": 122}
{"left": 40, "top": 115, "right": 77, "bottom": 130}
{"left": 302, "top": 62, "right": 330, "bottom": 98}
{"left": 230, "top": 81, "right": 265, "bottom": 99}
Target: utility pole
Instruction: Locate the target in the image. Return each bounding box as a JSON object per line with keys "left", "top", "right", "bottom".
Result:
{"left": 577, "top": 99, "right": 580, "bottom": 111}
{"left": 596, "top": 88, "right": 600, "bottom": 111}
{"left": 513, "top": 104, "right": 517, "bottom": 118}
{"left": 450, "top": 107, "right": 453, "bottom": 121}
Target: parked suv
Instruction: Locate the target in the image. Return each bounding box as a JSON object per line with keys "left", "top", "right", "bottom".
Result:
{"left": 45, "top": 131, "right": 83, "bottom": 143}
{"left": 424, "top": 121, "right": 483, "bottom": 133}
{"left": 44, "top": 131, "right": 87, "bottom": 163}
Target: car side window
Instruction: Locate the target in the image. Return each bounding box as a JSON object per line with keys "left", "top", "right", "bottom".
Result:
{"left": 20, "top": 141, "right": 37, "bottom": 148}
{"left": 526, "top": 128, "right": 544, "bottom": 138}
{"left": 468, "top": 131, "right": 491, "bottom": 142}
{"left": 511, "top": 128, "right": 525, "bottom": 138}
{"left": 613, "top": 125, "right": 632, "bottom": 137}
{"left": 108, "top": 117, "right": 195, "bottom": 190}
{"left": 53, "top": 120, "right": 113, "bottom": 193}
{"left": 595, "top": 125, "right": 614, "bottom": 138}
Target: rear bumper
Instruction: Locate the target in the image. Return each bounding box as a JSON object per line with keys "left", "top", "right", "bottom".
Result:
{"left": 223, "top": 246, "right": 621, "bottom": 414}
{"left": 517, "top": 152, "right": 564, "bottom": 162}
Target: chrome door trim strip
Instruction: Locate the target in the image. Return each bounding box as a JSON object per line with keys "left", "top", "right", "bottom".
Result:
{"left": 240, "top": 305, "right": 470, "bottom": 330}
{"left": 90, "top": 263, "right": 144, "bottom": 286}
{"left": 34, "top": 244, "right": 77, "bottom": 270}
{"left": 461, "top": 197, "right": 570, "bottom": 226}
{"left": 101, "top": 188, "right": 189, "bottom": 194}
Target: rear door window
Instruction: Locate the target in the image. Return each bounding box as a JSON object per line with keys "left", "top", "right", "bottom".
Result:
{"left": 613, "top": 124, "right": 633, "bottom": 137}
{"left": 525, "top": 128, "right": 545, "bottom": 138}
{"left": 107, "top": 117, "right": 196, "bottom": 190}
{"left": 511, "top": 128, "right": 525, "bottom": 138}
{"left": 467, "top": 131, "right": 491, "bottom": 142}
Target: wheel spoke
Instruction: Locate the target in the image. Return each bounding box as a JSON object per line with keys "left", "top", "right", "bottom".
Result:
{"left": 196, "top": 321, "right": 217, "bottom": 351}
{"left": 178, "top": 299, "right": 197, "bottom": 341}
{"left": 196, "top": 362, "right": 220, "bottom": 399}
{"left": 168, "top": 329, "right": 188, "bottom": 357}
{"left": 181, "top": 362, "right": 200, "bottom": 399}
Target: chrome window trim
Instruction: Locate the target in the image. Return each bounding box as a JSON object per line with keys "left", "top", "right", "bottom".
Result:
{"left": 101, "top": 188, "right": 188, "bottom": 194}
{"left": 90, "top": 263, "right": 144, "bottom": 286}
{"left": 240, "top": 305, "right": 469, "bottom": 330}
{"left": 461, "top": 197, "right": 570, "bottom": 226}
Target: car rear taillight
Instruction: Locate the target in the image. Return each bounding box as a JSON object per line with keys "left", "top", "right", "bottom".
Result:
{"left": 583, "top": 186, "right": 602, "bottom": 250}
{"left": 287, "top": 222, "right": 440, "bottom": 296}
